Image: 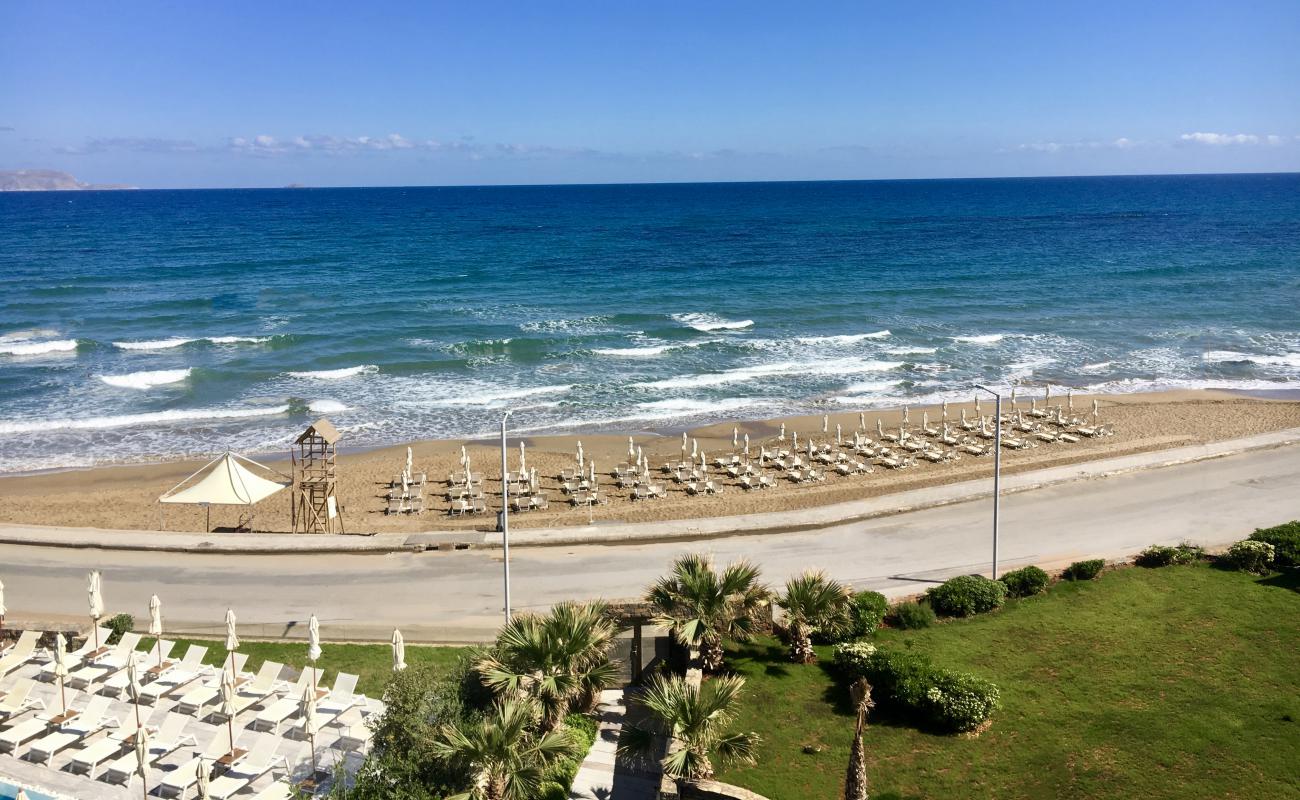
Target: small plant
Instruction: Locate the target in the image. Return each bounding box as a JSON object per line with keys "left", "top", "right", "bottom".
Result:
{"left": 831, "top": 642, "right": 878, "bottom": 675}
{"left": 999, "top": 566, "right": 1049, "bottom": 598}
{"left": 833, "top": 645, "right": 999, "bottom": 734}
{"left": 849, "top": 590, "right": 890, "bottom": 638}
{"left": 105, "top": 613, "right": 134, "bottom": 645}
{"left": 1135, "top": 542, "right": 1202, "bottom": 568}
{"left": 1062, "top": 559, "right": 1105, "bottom": 581}
{"left": 889, "top": 601, "right": 936, "bottom": 630}
{"left": 1223, "top": 539, "right": 1275, "bottom": 574}
{"left": 1249, "top": 522, "right": 1300, "bottom": 567}
{"left": 926, "top": 575, "right": 1007, "bottom": 617}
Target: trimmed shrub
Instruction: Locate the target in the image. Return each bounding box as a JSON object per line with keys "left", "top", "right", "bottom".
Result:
{"left": 926, "top": 575, "right": 1007, "bottom": 617}
{"left": 850, "top": 590, "right": 890, "bottom": 638}
{"left": 1062, "top": 559, "right": 1105, "bottom": 581}
{"left": 889, "top": 601, "right": 936, "bottom": 630}
{"left": 832, "top": 644, "right": 999, "bottom": 733}
{"left": 1135, "top": 542, "right": 1202, "bottom": 568}
{"left": 1250, "top": 522, "right": 1300, "bottom": 567}
{"left": 1223, "top": 539, "right": 1275, "bottom": 574}
{"left": 542, "top": 712, "right": 598, "bottom": 792}
{"left": 105, "top": 613, "right": 134, "bottom": 645}
{"left": 1000, "top": 566, "right": 1049, "bottom": 598}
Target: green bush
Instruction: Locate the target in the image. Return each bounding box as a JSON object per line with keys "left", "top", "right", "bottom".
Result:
{"left": 832, "top": 645, "right": 999, "bottom": 733}
{"left": 1223, "top": 540, "right": 1275, "bottom": 574}
{"left": 105, "top": 613, "right": 134, "bottom": 645}
{"left": 1250, "top": 522, "right": 1300, "bottom": 567}
{"left": 999, "top": 566, "right": 1049, "bottom": 598}
{"left": 1062, "top": 559, "right": 1105, "bottom": 581}
{"left": 542, "top": 712, "right": 598, "bottom": 790}
{"left": 889, "top": 601, "right": 936, "bottom": 630}
{"left": 1135, "top": 542, "right": 1202, "bottom": 568}
{"left": 850, "top": 591, "right": 890, "bottom": 637}
{"left": 926, "top": 575, "right": 1007, "bottom": 617}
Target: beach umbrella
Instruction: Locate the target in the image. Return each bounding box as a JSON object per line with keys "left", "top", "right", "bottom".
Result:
{"left": 302, "top": 683, "right": 320, "bottom": 778}
{"left": 1031, "top": 397, "right": 1039, "bottom": 414}
{"left": 636, "top": 446, "right": 644, "bottom": 467}
{"left": 691, "top": 438, "right": 698, "bottom": 459}
{"left": 405, "top": 446, "right": 413, "bottom": 479}
{"left": 859, "top": 411, "right": 866, "bottom": 430}
{"left": 391, "top": 628, "right": 407, "bottom": 672}
{"left": 808, "top": 438, "right": 815, "bottom": 457}
{"left": 519, "top": 442, "right": 527, "bottom": 475}
{"left": 134, "top": 725, "right": 151, "bottom": 800}
{"left": 876, "top": 419, "right": 885, "bottom": 439}
{"left": 0, "top": 577, "right": 6, "bottom": 635}
{"left": 224, "top": 608, "right": 239, "bottom": 680}
{"left": 779, "top": 422, "right": 786, "bottom": 440}
{"left": 898, "top": 426, "right": 906, "bottom": 444}
{"left": 836, "top": 423, "right": 842, "bottom": 445}
{"left": 922, "top": 411, "right": 930, "bottom": 431}
{"left": 1093, "top": 399, "right": 1100, "bottom": 422}
{"left": 1068, "top": 389, "right": 1075, "bottom": 412}
{"left": 942, "top": 399, "right": 949, "bottom": 421}
{"left": 961, "top": 408, "right": 969, "bottom": 426}
{"left": 530, "top": 467, "right": 539, "bottom": 493}
{"left": 459, "top": 445, "right": 467, "bottom": 468}
{"left": 195, "top": 756, "right": 210, "bottom": 800}
{"left": 759, "top": 446, "right": 767, "bottom": 465}
{"left": 822, "top": 415, "right": 829, "bottom": 434}
{"left": 52, "top": 632, "right": 70, "bottom": 713}
{"left": 88, "top": 570, "right": 104, "bottom": 648}
{"left": 402, "top": 471, "right": 410, "bottom": 496}
{"left": 1045, "top": 385, "right": 1052, "bottom": 406}
{"left": 743, "top": 433, "right": 750, "bottom": 456}
{"left": 903, "top": 406, "right": 910, "bottom": 427}
{"left": 628, "top": 437, "right": 635, "bottom": 461}
{"left": 1010, "top": 387, "right": 1018, "bottom": 408}
{"left": 127, "top": 657, "right": 143, "bottom": 728}
{"left": 942, "top": 421, "right": 951, "bottom": 438}
{"left": 219, "top": 669, "right": 237, "bottom": 754}
{"left": 974, "top": 395, "right": 981, "bottom": 415}
{"left": 577, "top": 441, "right": 584, "bottom": 470}
{"left": 732, "top": 427, "right": 739, "bottom": 448}
{"left": 698, "top": 451, "right": 706, "bottom": 469}
{"left": 148, "top": 594, "right": 163, "bottom": 666}
{"left": 792, "top": 431, "right": 799, "bottom": 451}
{"left": 589, "top": 460, "right": 597, "bottom": 487}
{"left": 307, "top": 614, "right": 322, "bottom": 694}
{"left": 981, "top": 416, "right": 991, "bottom": 437}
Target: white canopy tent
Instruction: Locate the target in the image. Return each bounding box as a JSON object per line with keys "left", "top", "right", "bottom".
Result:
{"left": 158, "top": 451, "right": 290, "bottom": 531}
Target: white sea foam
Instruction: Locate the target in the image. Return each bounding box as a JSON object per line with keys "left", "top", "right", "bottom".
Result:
{"left": 1079, "top": 361, "right": 1114, "bottom": 373}
{"left": 453, "top": 384, "right": 573, "bottom": 406}
{"left": 842, "top": 380, "right": 904, "bottom": 394}
{"left": 1202, "top": 350, "right": 1300, "bottom": 367}
{"left": 794, "top": 330, "right": 891, "bottom": 345}
{"left": 672, "top": 313, "right": 754, "bottom": 332}
{"left": 97, "top": 368, "right": 192, "bottom": 389}
{"left": 308, "top": 399, "right": 349, "bottom": 413}
{"left": 0, "top": 405, "right": 290, "bottom": 435}
{"left": 637, "top": 358, "right": 904, "bottom": 390}
{"left": 952, "top": 334, "right": 1005, "bottom": 344}
{"left": 0, "top": 328, "right": 62, "bottom": 342}
{"left": 885, "top": 346, "right": 937, "bottom": 355}
{"left": 519, "top": 316, "right": 612, "bottom": 334}
{"left": 286, "top": 365, "right": 378, "bottom": 380}
{"left": 112, "top": 335, "right": 269, "bottom": 350}
{"left": 0, "top": 339, "right": 79, "bottom": 356}
{"left": 594, "top": 345, "right": 674, "bottom": 357}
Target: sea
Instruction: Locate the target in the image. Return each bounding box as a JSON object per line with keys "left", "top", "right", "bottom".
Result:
{"left": 1, "top": 173, "right": 1298, "bottom": 474}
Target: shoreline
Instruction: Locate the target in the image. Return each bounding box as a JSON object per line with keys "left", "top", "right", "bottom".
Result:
{"left": 2, "top": 389, "right": 1299, "bottom": 535}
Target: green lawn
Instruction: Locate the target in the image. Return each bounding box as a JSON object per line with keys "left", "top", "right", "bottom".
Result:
{"left": 138, "top": 637, "right": 467, "bottom": 697}
{"left": 717, "top": 564, "right": 1300, "bottom": 800}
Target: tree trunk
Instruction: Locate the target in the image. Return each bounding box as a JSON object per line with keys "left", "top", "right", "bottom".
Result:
{"left": 700, "top": 637, "right": 725, "bottom": 672}
{"left": 788, "top": 623, "right": 816, "bottom": 664}
{"left": 844, "top": 728, "right": 868, "bottom": 800}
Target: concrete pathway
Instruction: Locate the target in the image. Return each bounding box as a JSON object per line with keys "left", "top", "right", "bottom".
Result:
{"left": 569, "top": 688, "right": 661, "bottom": 800}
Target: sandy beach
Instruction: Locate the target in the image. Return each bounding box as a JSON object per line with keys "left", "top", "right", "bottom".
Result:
{"left": 1, "top": 389, "right": 1298, "bottom": 535}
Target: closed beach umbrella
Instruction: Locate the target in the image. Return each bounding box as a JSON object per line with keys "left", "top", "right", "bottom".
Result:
{"left": 195, "top": 756, "right": 210, "bottom": 800}
{"left": 219, "top": 669, "right": 237, "bottom": 753}
{"left": 589, "top": 460, "right": 597, "bottom": 487}
{"left": 307, "top": 614, "right": 322, "bottom": 694}
{"left": 779, "top": 422, "right": 786, "bottom": 440}
{"left": 732, "top": 426, "right": 739, "bottom": 448}
{"left": 148, "top": 594, "right": 163, "bottom": 667}
{"left": 922, "top": 411, "right": 930, "bottom": 430}
{"left": 822, "top": 415, "right": 829, "bottom": 434}
{"left": 405, "top": 446, "right": 413, "bottom": 479}
{"left": 628, "top": 437, "right": 635, "bottom": 461}
{"left": 859, "top": 411, "right": 866, "bottom": 430}
{"left": 961, "top": 408, "right": 969, "bottom": 426}
{"left": 530, "top": 467, "right": 539, "bottom": 493}
{"left": 576, "top": 441, "right": 584, "bottom": 469}
{"left": 942, "top": 399, "right": 949, "bottom": 421}
{"left": 743, "top": 433, "right": 750, "bottom": 456}
{"left": 88, "top": 570, "right": 104, "bottom": 648}
{"left": 519, "top": 442, "right": 527, "bottom": 475}
{"left": 1010, "top": 387, "right": 1018, "bottom": 408}
{"left": 903, "top": 406, "right": 910, "bottom": 427}
{"left": 1093, "top": 398, "right": 1100, "bottom": 418}
{"left": 691, "top": 438, "right": 698, "bottom": 459}
{"left": 223, "top": 608, "right": 239, "bottom": 679}
{"left": 636, "top": 446, "right": 644, "bottom": 467}
{"left": 391, "top": 628, "right": 406, "bottom": 671}
{"left": 836, "top": 423, "right": 842, "bottom": 445}
{"left": 1068, "top": 389, "right": 1075, "bottom": 412}
{"left": 1045, "top": 384, "right": 1052, "bottom": 406}
{"left": 792, "top": 431, "right": 798, "bottom": 451}
{"left": 459, "top": 445, "right": 467, "bottom": 468}
{"left": 876, "top": 419, "right": 885, "bottom": 439}
{"left": 52, "top": 632, "right": 70, "bottom": 713}
{"left": 302, "top": 683, "right": 320, "bottom": 777}
{"left": 135, "top": 724, "right": 151, "bottom": 799}
{"left": 127, "top": 657, "right": 143, "bottom": 727}
{"left": 974, "top": 395, "right": 981, "bottom": 415}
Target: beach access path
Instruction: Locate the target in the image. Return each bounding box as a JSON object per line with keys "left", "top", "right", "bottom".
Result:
{"left": 2, "top": 432, "right": 1297, "bottom": 642}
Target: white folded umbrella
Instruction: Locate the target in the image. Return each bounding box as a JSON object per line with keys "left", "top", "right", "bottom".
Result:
{"left": 88, "top": 570, "right": 104, "bottom": 647}
{"left": 224, "top": 608, "right": 239, "bottom": 679}
{"left": 391, "top": 628, "right": 406, "bottom": 671}
{"left": 52, "top": 632, "right": 70, "bottom": 712}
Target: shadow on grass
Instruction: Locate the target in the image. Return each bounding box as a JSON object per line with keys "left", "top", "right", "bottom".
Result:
{"left": 1256, "top": 568, "right": 1300, "bottom": 593}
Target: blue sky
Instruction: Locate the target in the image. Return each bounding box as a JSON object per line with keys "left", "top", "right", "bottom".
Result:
{"left": 2, "top": 0, "right": 1298, "bottom": 188}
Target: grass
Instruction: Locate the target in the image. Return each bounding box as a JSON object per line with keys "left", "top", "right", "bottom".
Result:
{"left": 136, "top": 637, "right": 467, "bottom": 697}
{"left": 716, "top": 563, "right": 1300, "bottom": 799}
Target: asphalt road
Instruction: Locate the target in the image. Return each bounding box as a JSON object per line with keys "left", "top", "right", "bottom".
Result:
{"left": 2, "top": 444, "right": 1296, "bottom": 642}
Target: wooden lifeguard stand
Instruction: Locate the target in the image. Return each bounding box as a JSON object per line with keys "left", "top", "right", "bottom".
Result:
{"left": 292, "top": 418, "right": 343, "bottom": 534}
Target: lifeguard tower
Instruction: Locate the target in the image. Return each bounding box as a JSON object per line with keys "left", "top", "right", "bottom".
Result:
{"left": 292, "top": 418, "right": 343, "bottom": 534}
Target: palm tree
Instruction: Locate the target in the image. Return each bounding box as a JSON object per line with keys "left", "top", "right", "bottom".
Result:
{"left": 646, "top": 554, "right": 770, "bottom": 672}
{"left": 619, "top": 673, "right": 759, "bottom": 783}
{"left": 432, "top": 697, "right": 582, "bottom": 800}
{"left": 776, "top": 570, "right": 854, "bottom": 663}
{"left": 844, "top": 677, "right": 874, "bottom": 800}
{"left": 477, "top": 601, "right": 619, "bottom": 732}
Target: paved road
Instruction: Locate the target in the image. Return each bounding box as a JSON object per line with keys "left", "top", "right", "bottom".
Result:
{"left": 2, "top": 444, "right": 1297, "bottom": 642}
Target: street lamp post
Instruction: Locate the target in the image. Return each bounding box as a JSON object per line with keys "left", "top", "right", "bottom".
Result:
{"left": 499, "top": 409, "right": 513, "bottom": 624}
{"left": 974, "top": 384, "right": 1002, "bottom": 579}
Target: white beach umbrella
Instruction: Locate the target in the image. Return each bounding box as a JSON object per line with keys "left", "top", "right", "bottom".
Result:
{"left": 148, "top": 594, "right": 163, "bottom": 643}
{"left": 530, "top": 467, "right": 539, "bottom": 493}
{"left": 589, "top": 460, "right": 597, "bottom": 485}
{"left": 836, "top": 423, "right": 842, "bottom": 445}
{"left": 903, "top": 406, "right": 910, "bottom": 427}
{"left": 405, "top": 446, "right": 413, "bottom": 478}
{"left": 519, "top": 442, "right": 527, "bottom": 475}
{"left": 1093, "top": 398, "right": 1100, "bottom": 417}
{"left": 876, "top": 419, "right": 885, "bottom": 438}
{"left": 698, "top": 451, "right": 706, "bottom": 469}
{"left": 402, "top": 471, "right": 410, "bottom": 495}
{"left": 792, "top": 431, "right": 798, "bottom": 451}
{"left": 1045, "top": 385, "right": 1052, "bottom": 405}
{"left": 307, "top": 614, "right": 322, "bottom": 695}
{"left": 961, "top": 408, "right": 969, "bottom": 426}
{"left": 302, "top": 683, "right": 320, "bottom": 777}
{"left": 1031, "top": 397, "right": 1039, "bottom": 413}
{"left": 219, "top": 669, "right": 237, "bottom": 753}
{"left": 88, "top": 570, "right": 104, "bottom": 648}
{"left": 391, "top": 628, "right": 407, "bottom": 671}
{"left": 1068, "top": 389, "right": 1075, "bottom": 412}
{"left": 52, "top": 632, "right": 70, "bottom": 713}
{"left": 981, "top": 416, "right": 991, "bottom": 437}
{"left": 759, "top": 446, "right": 767, "bottom": 465}
{"left": 636, "top": 446, "right": 644, "bottom": 467}
{"left": 223, "top": 608, "right": 239, "bottom": 679}
{"left": 822, "top": 415, "right": 829, "bottom": 434}
{"left": 127, "top": 657, "right": 143, "bottom": 727}
{"left": 1010, "top": 387, "right": 1018, "bottom": 407}
{"left": 743, "top": 433, "right": 750, "bottom": 456}
{"left": 942, "top": 399, "right": 949, "bottom": 421}
{"left": 691, "top": 438, "right": 698, "bottom": 459}
{"left": 974, "top": 395, "right": 981, "bottom": 415}
{"left": 942, "top": 421, "right": 951, "bottom": 438}
{"left": 808, "top": 438, "right": 815, "bottom": 457}
{"left": 576, "top": 441, "right": 584, "bottom": 469}
{"left": 628, "top": 437, "right": 635, "bottom": 461}
{"left": 459, "top": 445, "right": 468, "bottom": 468}
{"left": 922, "top": 411, "right": 930, "bottom": 430}
{"left": 779, "top": 422, "right": 786, "bottom": 440}
{"left": 859, "top": 411, "right": 866, "bottom": 430}
{"left": 732, "top": 426, "right": 739, "bottom": 448}
{"left": 195, "top": 756, "right": 210, "bottom": 800}
{"left": 135, "top": 724, "right": 151, "bottom": 798}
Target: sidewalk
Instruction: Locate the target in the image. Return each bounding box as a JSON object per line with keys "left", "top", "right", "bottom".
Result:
{"left": 569, "top": 688, "right": 661, "bottom": 800}
{"left": 3, "top": 426, "right": 1298, "bottom": 554}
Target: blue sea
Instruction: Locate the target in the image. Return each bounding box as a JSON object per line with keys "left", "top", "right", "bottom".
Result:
{"left": 1, "top": 174, "right": 1298, "bottom": 473}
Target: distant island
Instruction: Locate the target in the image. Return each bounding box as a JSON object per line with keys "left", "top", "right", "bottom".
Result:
{"left": 0, "top": 169, "right": 137, "bottom": 192}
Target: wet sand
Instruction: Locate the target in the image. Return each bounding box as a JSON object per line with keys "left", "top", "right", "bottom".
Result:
{"left": 1, "top": 389, "right": 1297, "bottom": 535}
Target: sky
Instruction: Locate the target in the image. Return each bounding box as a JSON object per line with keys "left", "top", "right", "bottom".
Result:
{"left": 2, "top": 0, "right": 1298, "bottom": 188}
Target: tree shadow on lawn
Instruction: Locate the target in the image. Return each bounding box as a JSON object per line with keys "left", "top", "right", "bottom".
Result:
{"left": 1255, "top": 568, "right": 1299, "bottom": 593}
{"left": 728, "top": 640, "right": 794, "bottom": 679}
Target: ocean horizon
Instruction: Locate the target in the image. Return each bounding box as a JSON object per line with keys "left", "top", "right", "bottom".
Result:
{"left": 2, "top": 172, "right": 1299, "bottom": 473}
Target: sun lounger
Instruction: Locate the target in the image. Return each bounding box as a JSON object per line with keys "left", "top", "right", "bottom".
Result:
{"left": 297, "top": 672, "right": 360, "bottom": 734}
{"left": 211, "top": 660, "right": 285, "bottom": 721}
{"left": 25, "top": 694, "right": 113, "bottom": 764}
{"left": 174, "top": 652, "right": 249, "bottom": 716}
{"left": 101, "top": 711, "right": 194, "bottom": 784}
{"left": 206, "top": 734, "right": 287, "bottom": 799}
{"left": 154, "top": 726, "right": 242, "bottom": 797}
{"left": 250, "top": 781, "right": 295, "bottom": 800}
{"left": 0, "top": 679, "right": 44, "bottom": 721}
{"left": 0, "top": 631, "right": 41, "bottom": 678}
{"left": 99, "top": 641, "right": 175, "bottom": 697}
{"left": 35, "top": 628, "right": 107, "bottom": 680}
{"left": 1, "top": 630, "right": 41, "bottom": 662}
{"left": 66, "top": 632, "right": 142, "bottom": 688}
{"left": 65, "top": 711, "right": 146, "bottom": 776}
{"left": 140, "top": 644, "right": 210, "bottom": 704}
{"left": 0, "top": 691, "right": 97, "bottom": 754}
{"left": 250, "top": 668, "right": 323, "bottom": 733}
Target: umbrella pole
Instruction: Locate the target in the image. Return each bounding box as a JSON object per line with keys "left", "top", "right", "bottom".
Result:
{"left": 228, "top": 715, "right": 235, "bottom": 755}
{"left": 310, "top": 730, "right": 317, "bottom": 778}
{"left": 60, "top": 676, "right": 67, "bottom": 714}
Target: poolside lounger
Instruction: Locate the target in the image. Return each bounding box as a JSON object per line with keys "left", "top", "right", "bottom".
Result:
{"left": 66, "top": 632, "right": 143, "bottom": 688}
{"left": 206, "top": 734, "right": 287, "bottom": 799}
{"left": 174, "top": 652, "right": 250, "bottom": 716}
{"left": 251, "top": 667, "right": 322, "bottom": 732}
{"left": 99, "top": 641, "right": 175, "bottom": 697}
{"left": 0, "top": 631, "right": 41, "bottom": 678}
{"left": 101, "top": 711, "right": 194, "bottom": 784}
{"left": 290, "top": 672, "right": 360, "bottom": 737}
{"left": 1, "top": 630, "right": 41, "bottom": 661}
{"left": 250, "top": 780, "right": 295, "bottom": 800}
{"left": 25, "top": 694, "right": 113, "bottom": 764}
{"left": 139, "top": 643, "right": 210, "bottom": 704}
{"left": 154, "top": 726, "right": 243, "bottom": 797}
{"left": 0, "top": 679, "right": 44, "bottom": 721}
{"left": 36, "top": 628, "right": 110, "bottom": 681}
{"left": 0, "top": 691, "right": 89, "bottom": 754}
{"left": 210, "top": 660, "right": 285, "bottom": 721}
{"left": 65, "top": 712, "right": 145, "bottom": 776}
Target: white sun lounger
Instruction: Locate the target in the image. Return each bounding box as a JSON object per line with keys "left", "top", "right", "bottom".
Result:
{"left": 101, "top": 711, "right": 194, "bottom": 784}
{"left": 0, "top": 690, "right": 84, "bottom": 754}
{"left": 1, "top": 630, "right": 41, "bottom": 660}
{"left": 139, "top": 643, "right": 211, "bottom": 704}
{"left": 67, "top": 632, "right": 143, "bottom": 688}
{"left": 250, "top": 781, "right": 295, "bottom": 800}
{"left": 35, "top": 628, "right": 110, "bottom": 681}
{"left": 297, "top": 672, "right": 361, "bottom": 733}
{"left": 0, "top": 678, "right": 45, "bottom": 721}
{"left": 251, "top": 667, "right": 323, "bottom": 732}
{"left": 99, "top": 641, "right": 175, "bottom": 697}
{"left": 206, "top": 734, "right": 288, "bottom": 800}
{"left": 0, "top": 631, "right": 42, "bottom": 678}
{"left": 65, "top": 711, "right": 145, "bottom": 776}
{"left": 211, "top": 660, "right": 285, "bottom": 720}
{"left": 174, "top": 652, "right": 249, "bottom": 716}
{"left": 154, "top": 726, "right": 241, "bottom": 797}
{"left": 25, "top": 694, "right": 113, "bottom": 764}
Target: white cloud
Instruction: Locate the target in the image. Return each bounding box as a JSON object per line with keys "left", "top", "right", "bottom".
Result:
{"left": 229, "top": 133, "right": 445, "bottom": 156}
{"left": 1179, "top": 131, "right": 1284, "bottom": 146}
{"left": 1017, "top": 138, "right": 1139, "bottom": 153}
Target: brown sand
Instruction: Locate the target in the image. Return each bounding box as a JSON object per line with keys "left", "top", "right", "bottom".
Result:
{"left": 1, "top": 389, "right": 1297, "bottom": 535}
